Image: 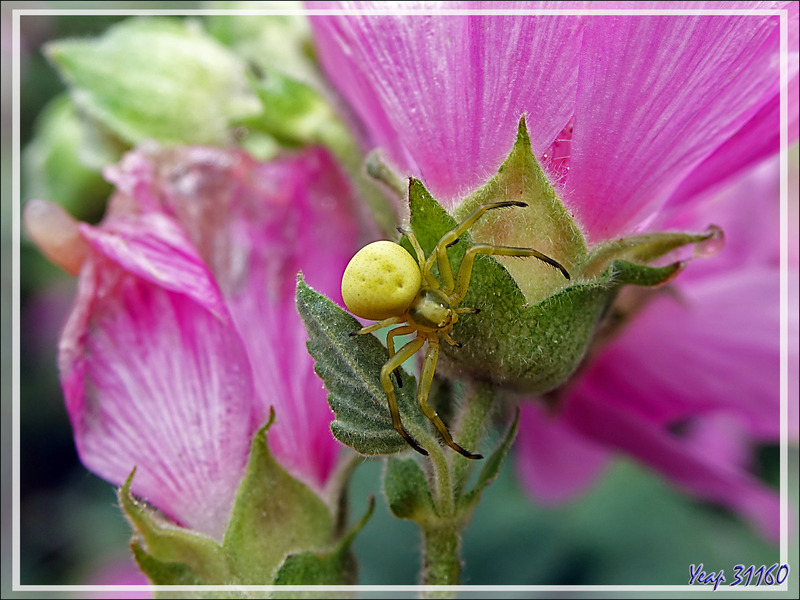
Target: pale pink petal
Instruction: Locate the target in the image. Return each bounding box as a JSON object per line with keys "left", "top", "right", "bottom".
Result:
{"left": 679, "top": 411, "right": 753, "bottom": 473}
{"left": 221, "top": 151, "right": 362, "bottom": 491}
{"left": 666, "top": 72, "right": 799, "bottom": 209}
{"left": 60, "top": 218, "right": 254, "bottom": 540}
{"left": 515, "top": 402, "right": 610, "bottom": 504}
{"left": 104, "top": 146, "right": 363, "bottom": 492}
{"left": 78, "top": 213, "right": 232, "bottom": 324}
{"left": 561, "top": 394, "right": 780, "bottom": 539}
{"left": 577, "top": 267, "right": 782, "bottom": 440}
{"left": 647, "top": 158, "right": 795, "bottom": 441}
{"left": 561, "top": 11, "right": 785, "bottom": 242}
{"left": 309, "top": 2, "right": 583, "bottom": 207}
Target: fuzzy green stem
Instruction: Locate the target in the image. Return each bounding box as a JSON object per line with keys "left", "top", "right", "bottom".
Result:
{"left": 420, "top": 523, "right": 460, "bottom": 591}
{"left": 451, "top": 384, "right": 495, "bottom": 497}
{"left": 417, "top": 384, "right": 496, "bottom": 590}
{"left": 402, "top": 417, "right": 455, "bottom": 518}
{"left": 427, "top": 440, "right": 455, "bottom": 517}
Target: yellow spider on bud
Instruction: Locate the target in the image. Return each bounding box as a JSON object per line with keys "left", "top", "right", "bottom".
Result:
{"left": 342, "top": 201, "right": 570, "bottom": 459}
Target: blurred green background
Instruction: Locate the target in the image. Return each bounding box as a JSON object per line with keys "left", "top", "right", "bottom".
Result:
{"left": 3, "top": 4, "right": 798, "bottom": 596}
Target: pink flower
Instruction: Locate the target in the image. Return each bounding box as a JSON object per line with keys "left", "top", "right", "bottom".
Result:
{"left": 307, "top": 2, "right": 799, "bottom": 536}
{"left": 309, "top": 3, "right": 798, "bottom": 239}
{"left": 36, "top": 145, "right": 362, "bottom": 540}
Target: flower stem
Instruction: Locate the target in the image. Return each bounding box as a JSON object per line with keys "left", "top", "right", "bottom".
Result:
{"left": 420, "top": 522, "right": 460, "bottom": 590}
{"left": 418, "top": 384, "right": 497, "bottom": 590}
{"left": 427, "top": 440, "right": 455, "bottom": 517}
{"left": 451, "top": 384, "right": 495, "bottom": 497}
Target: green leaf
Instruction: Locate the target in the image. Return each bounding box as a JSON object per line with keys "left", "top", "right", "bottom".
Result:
{"left": 296, "top": 275, "right": 429, "bottom": 456}
{"left": 454, "top": 116, "right": 588, "bottom": 305}
{"left": 46, "top": 17, "right": 261, "bottom": 146}
{"left": 118, "top": 470, "right": 231, "bottom": 584}
{"left": 406, "top": 178, "right": 459, "bottom": 255}
{"left": 273, "top": 497, "right": 375, "bottom": 586}
{"left": 222, "top": 410, "right": 334, "bottom": 583}
{"left": 461, "top": 409, "right": 520, "bottom": 511}
{"left": 384, "top": 457, "right": 437, "bottom": 523}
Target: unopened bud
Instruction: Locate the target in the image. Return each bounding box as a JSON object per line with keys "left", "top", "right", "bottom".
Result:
{"left": 23, "top": 199, "right": 89, "bottom": 275}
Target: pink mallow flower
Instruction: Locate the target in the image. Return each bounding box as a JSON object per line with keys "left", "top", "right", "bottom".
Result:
{"left": 26, "top": 145, "right": 362, "bottom": 540}
{"left": 308, "top": 3, "right": 799, "bottom": 537}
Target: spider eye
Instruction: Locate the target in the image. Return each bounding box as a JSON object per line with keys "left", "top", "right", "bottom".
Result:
{"left": 342, "top": 241, "right": 422, "bottom": 320}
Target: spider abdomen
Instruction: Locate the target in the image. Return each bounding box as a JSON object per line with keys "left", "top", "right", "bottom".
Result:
{"left": 341, "top": 240, "right": 422, "bottom": 320}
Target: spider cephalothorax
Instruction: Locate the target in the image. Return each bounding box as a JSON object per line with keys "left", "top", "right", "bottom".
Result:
{"left": 341, "top": 201, "right": 570, "bottom": 459}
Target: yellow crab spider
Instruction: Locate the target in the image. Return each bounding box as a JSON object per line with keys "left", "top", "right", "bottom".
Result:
{"left": 341, "top": 201, "right": 570, "bottom": 459}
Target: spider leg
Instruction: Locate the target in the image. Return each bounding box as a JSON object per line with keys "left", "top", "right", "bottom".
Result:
{"left": 452, "top": 243, "right": 570, "bottom": 304}
{"left": 386, "top": 325, "right": 416, "bottom": 388}
{"left": 440, "top": 330, "right": 462, "bottom": 348}
{"left": 350, "top": 315, "right": 406, "bottom": 337}
{"left": 417, "top": 334, "right": 483, "bottom": 460}
{"left": 381, "top": 336, "right": 429, "bottom": 456}
{"left": 450, "top": 201, "right": 530, "bottom": 239}
{"left": 398, "top": 226, "right": 438, "bottom": 288}
{"left": 426, "top": 201, "right": 529, "bottom": 294}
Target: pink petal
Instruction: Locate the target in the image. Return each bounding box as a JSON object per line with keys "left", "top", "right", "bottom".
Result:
{"left": 578, "top": 267, "right": 782, "bottom": 441}
{"left": 515, "top": 402, "right": 610, "bottom": 504}
{"left": 561, "top": 394, "right": 780, "bottom": 540}
{"left": 563, "top": 12, "right": 786, "bottom": 242}
{"left": 78, "top": 213, "right": 232, "bottom": 324}
{"left": 666, "top": 71, "right": 799, "bottom": 209}
{"left": 309, "top": 2, "right": 583, "bottom": 207}
{"left": 60, "top": 218, "right": 254, "bottom": 540}
{"left": 642, "top": 158, "right": 795, "bottom": 441}
{"left": 228, "top": 151, "right": 362, "bottom": 491}
{"left": 105, "top": 146, "right": 363, "bottom": 492}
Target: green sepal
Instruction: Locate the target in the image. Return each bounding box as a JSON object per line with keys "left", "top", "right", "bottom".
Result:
{"left": 204, "top": 9, "right": 319, "bottom": 91}
{"left": 583, "top": 230, "right": 717, "bottom": 278}
{"left": 273, "top": 497, "right": 375, "bottom": 586}
{"left": 454, "top": 116, "right": 588, "bottom": 305}
{"left": 45, "top": 17, "right": 261, "bottom": 147}
{"left": 131, "top": 543, "right": 246, "bottom": 599}
{"left": 242, "top": 70, "right": 351, "bottom": 151}
{"left": 460, "top": 409, "right": 520, "bottom": 511}
{"left": 406, "top": 176, "right": 702, "bottom": 395}
{"left": 384, "top": 457, "right": 437, "bottom": 523}
{"left": 121, "top": 411, "right": 372, "bottom": 587}
{"left": 118, "top": 470, "right": 231, "bottom": 584}
{"left": 21, "top": 95, "right": 113, "bottom": 219}
{"left": 296, "top": 275, "right": 429, "bottom": 456}
{"left": 222, "top": 409, "right": 333, "bottom": 583}
{"left": 130, "top": 542, "right": 205, "bottom": 586}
